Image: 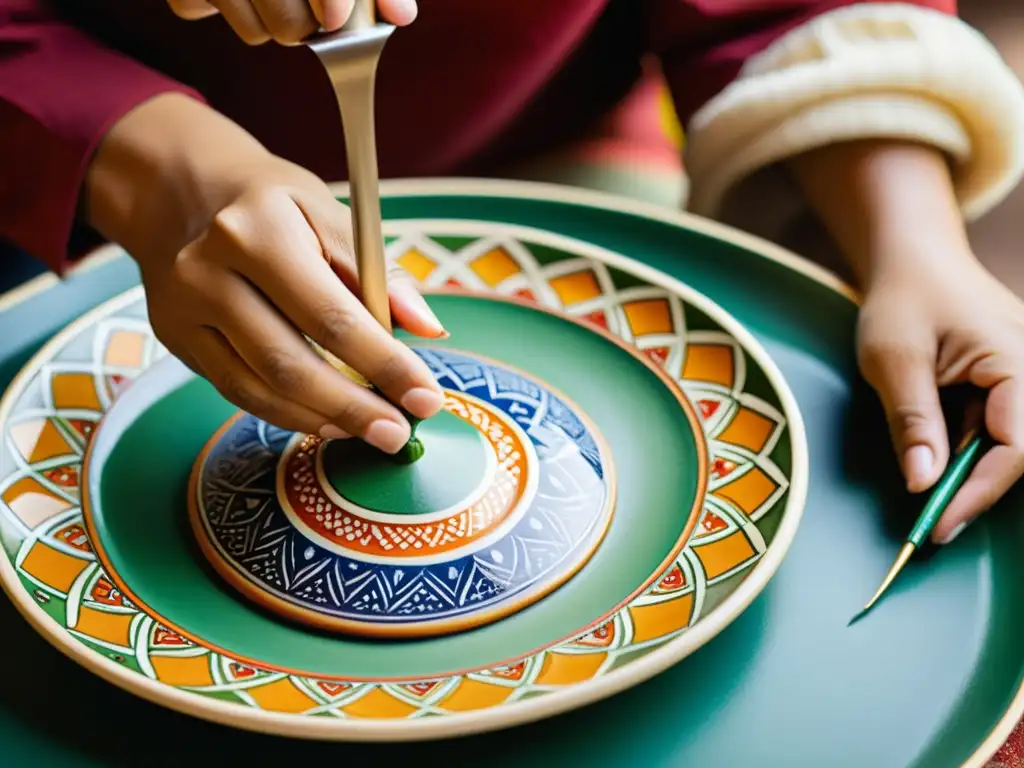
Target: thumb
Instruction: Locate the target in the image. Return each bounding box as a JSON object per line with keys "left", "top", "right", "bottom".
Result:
{"left": 859, "top": 342, "right": 950, "bottom": 492}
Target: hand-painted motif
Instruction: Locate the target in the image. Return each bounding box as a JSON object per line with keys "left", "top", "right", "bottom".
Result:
{"left": 193, "top": 348, "right": 612, "bottom": 628}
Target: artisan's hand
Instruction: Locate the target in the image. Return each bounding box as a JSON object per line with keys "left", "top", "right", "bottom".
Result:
{"left": 857, "top": 258, "right": 1024, "bottom": 544}
{"left": 167, "top": 0, "right": 416, "bottom": 45}
{"left": 789, "top": 139, "right": 1024, "bottom": 544}
{"left": 85, "top": 94, "right": 444, "bottom": 454}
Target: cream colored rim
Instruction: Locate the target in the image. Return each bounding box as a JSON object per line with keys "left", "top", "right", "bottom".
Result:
{"left": 0, "top": 177, "right": 1000, "bottom": 763}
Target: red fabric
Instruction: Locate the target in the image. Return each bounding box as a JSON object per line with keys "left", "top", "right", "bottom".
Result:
{"left": 0, "top": 0, "right": 958, "bottom": 273}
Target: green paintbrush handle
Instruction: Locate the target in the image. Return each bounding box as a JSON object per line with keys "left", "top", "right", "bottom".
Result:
{"left": 907, "top": 433, "right": 986, "bottom": 548}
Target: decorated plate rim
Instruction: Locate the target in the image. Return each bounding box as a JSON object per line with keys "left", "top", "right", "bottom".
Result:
{"left": 0, "top": 182, "right": 810, "bottom": 743}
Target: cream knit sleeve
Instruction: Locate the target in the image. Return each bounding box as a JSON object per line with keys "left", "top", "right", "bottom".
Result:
{"left": 683, "top": 3, "right": 1024, "bottom": 238}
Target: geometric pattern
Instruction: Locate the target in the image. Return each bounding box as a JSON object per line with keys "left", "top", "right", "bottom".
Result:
{"left": 275, "top": 392, "right": 531, "bottom": 560}
{"left": 193, "top": 347, "right": 613, "bottom": 629}
{"left": 0, "top": 226, "right": 794, "bottom": 721}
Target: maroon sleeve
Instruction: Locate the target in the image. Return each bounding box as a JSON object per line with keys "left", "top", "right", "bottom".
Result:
{"left": 647, "top": 0, "right": 959, "bottom": 128}
{"left": 0, "top": 0, "right": 204, "bottom": 273}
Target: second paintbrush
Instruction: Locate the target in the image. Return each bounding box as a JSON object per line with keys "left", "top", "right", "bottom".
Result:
{"left": 852, "top": 426, "right": 988, "bottom": 623}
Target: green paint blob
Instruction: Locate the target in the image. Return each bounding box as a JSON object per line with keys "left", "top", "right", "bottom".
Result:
{"left": 321, "top": 410, "right": 487, "bottom": 515}
{"left": 392, "top": 436, "right": 424, "bottom": 465}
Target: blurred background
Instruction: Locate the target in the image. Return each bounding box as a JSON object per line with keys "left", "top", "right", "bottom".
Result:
{"left": 961, "top": 0, "right": 1024, "bottom": 294}
{"left": 2, "top": 2, "right": 1022, "bottom": 297}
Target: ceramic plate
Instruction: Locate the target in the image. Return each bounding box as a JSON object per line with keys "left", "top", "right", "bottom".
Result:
{"left": 0, "top": 221, "right": 805, "bottom": 740}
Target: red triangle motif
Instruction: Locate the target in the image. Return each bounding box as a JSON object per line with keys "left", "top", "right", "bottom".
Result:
{"left": 55, "top": 523, "right": 90, "bottom": 552}
{"left": 698, "top": 400, "right": 720, "bottom": 419}
{"left": 444, "top": 278, "right": 463, "bottom": 288}
{"left": 402, "top": 681, "right": 439, "bottom": 697}
{"left": 486, "top": 661, "right": 526, "bottom": 681}
{"left": 575, "top": 620, "right": 615, "bottom": 648}
{"left": 66, "top": 419, "right": 96, "bottom": 446}
{"left": 711, "top": 458, "right": 738, "bottom": 478}
{"left": 512, "top": 288, "right": 537, "bottom": 303}
{"left": 700, "top": 510, "right": 728, "bottom": 534}
{"left": 91, "top": 577, "right": 124, "bottom": 606}
{"left": 153, "top": 625, "right": 190, "bottom": 647}
{"left": 107, "top": 374, "right": 131, "bottom": 398}
{"left": 581, "top": 310, "right": 608, "bottom": 329}
{"left": 229, "top": 662, "right": 257, "bottom": 680}
{"left": 317, "top": 681, "right": 350, "bottom": 697}
{"left": 44, "top": 465, "right": 80, "bottom": 488}
{"left": 644, "top": 347, "right": 670, "bottom": 367}
{"left": 656, "top": 564, "right": 686, "bottom": 592}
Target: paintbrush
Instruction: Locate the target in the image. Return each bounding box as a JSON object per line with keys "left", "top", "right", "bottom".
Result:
{"left": 849, "top": 425, "right": 988, "bottom": 624}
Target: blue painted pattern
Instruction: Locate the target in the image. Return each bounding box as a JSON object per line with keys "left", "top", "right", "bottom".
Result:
{"left": 196, "top": 347, "right": 611, "bottom": 626}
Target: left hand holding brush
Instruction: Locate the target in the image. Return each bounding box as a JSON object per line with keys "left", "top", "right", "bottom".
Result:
{"left": 857, "top": 256, "right": 1024, "bottom": 544}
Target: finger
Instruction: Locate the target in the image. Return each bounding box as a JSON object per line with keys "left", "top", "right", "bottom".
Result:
{"left": 859, "top": 342, "right": 949, "bottom": 492}
{"left": 387, "top": 273, "right": 449, "bottom": 339}
{"left": 209, "top": 0, "right": 271, "bottom": 43}
{"left": 202, "top": 269, "right": 416, "bottom": 453}
{"left": 212, "top": 189, "right": 445, "bottom": 420}
{"left": 377, "top": 0, "right": 417, "bottom": 25}
{"left": 309, "top": 0, "right": 353, "bottom": 30}
{"left": 295, "top": 193, "right": 447, "bottom": 338}
{"left": 250, "top": 0, "right": 318, "bottom": 44}
{"left": 165, "top": 341, "right": 207, "bottom": 379}
{"left": 190, "top": 327, "right": 346, "bottom": 437}
{"left": 932, "top": 377, "right": 1024, "bottom": 543}
{"left": 168, "top": 0, "right": 220, "bottom": 20}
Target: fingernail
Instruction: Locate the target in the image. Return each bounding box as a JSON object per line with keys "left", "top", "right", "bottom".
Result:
{"left": 365, "top": 419, "right": 411, "bottom": 454}
{"left": 940, "top": 521, "right": 967, "bottom": 545}
{"left": 319, "top": 425, "right": 350, "bottom": 440}
{"left": 393, "top": 283, "right": 447, "bottom": 338}
{"left": 390, "top": 0, "right": 418, "bottom": 23}
{"left": 401, "top": 387, "right": 444, "bottom": 419}
{"left": 905, "top": 445, "right": 934, "bottom": 490}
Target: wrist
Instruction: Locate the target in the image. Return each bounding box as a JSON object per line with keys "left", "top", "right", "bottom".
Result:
{"left": 84, "top": 93, "right": 273, "bottom": 262}
{"left": 863, "top": 243, "right": 981, "bottom": 298}
{"left": 789, "top": 140, "right": 973, "bottom": 290}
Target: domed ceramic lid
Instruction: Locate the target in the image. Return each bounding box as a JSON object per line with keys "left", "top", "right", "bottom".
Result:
{"left": 189, "top": 347, "right": 615, "bottom": 638}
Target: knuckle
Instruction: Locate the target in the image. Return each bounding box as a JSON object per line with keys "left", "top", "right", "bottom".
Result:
{"left": 857, "top": 339, "right": 924, "bottom": 384}
{"left": 211, "top": 204, "right": 252, "bottom": 250}
{"left": 259, "top": 348, "right": 305, "bottom": 393}
{"left": 170, "top": 250, "right": 209, "bottom": 292}
{"left": 366, "top": 348, "right": 409, "bottom": 390}
{"left": 311, "top": 302, "right": 359, "bottom": 349}
{"left": 890, "top": 405, "right": 932, "bottom": 433}
{"left": 326, "top": 395, "right": 372, "bottom": 432}
{"left": 322, "top": 227, "right": 355, "bottom": 266}
{"left": 216, "top": 370, "right": 268, "bottom": 416}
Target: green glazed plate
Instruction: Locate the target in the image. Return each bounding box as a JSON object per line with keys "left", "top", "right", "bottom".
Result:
{"left": 1, "top": 220, "right": 804, "bottom": 741}
{"left": 0, "top": 180, "right": 1020, "bottom": 767}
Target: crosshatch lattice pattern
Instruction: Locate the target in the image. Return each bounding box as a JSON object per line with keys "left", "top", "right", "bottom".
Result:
{"left": 0, "top": 231, "right": 793, "bottom": 719}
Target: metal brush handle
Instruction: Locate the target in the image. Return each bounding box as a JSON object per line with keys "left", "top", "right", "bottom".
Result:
{"left": 307, "top": 0, "right": 394, "bottom": 333}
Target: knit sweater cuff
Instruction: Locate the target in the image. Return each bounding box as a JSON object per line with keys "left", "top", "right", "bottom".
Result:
{"left": 684, "top": 3, "right": 1024, "bottom": 238}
